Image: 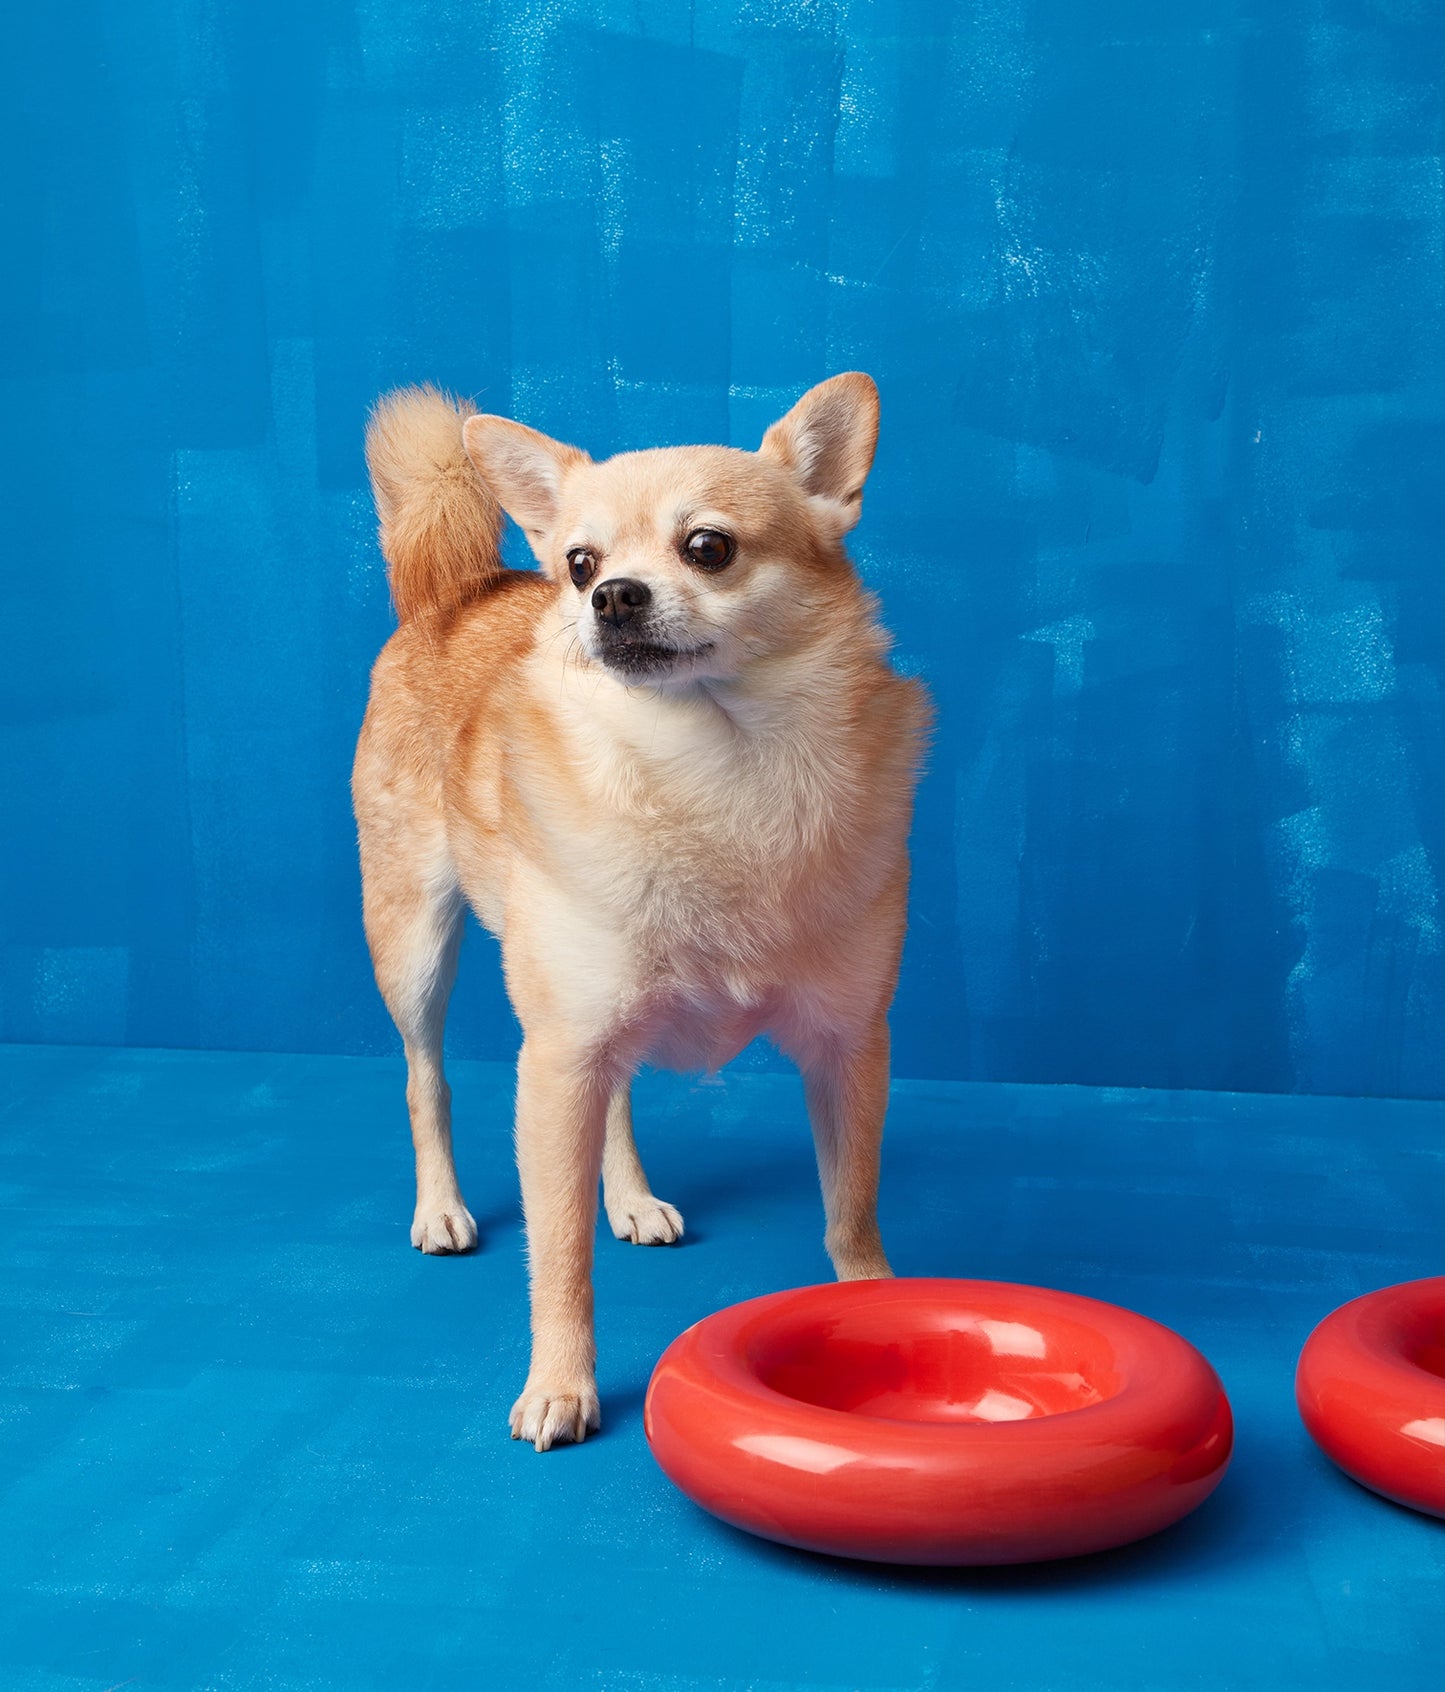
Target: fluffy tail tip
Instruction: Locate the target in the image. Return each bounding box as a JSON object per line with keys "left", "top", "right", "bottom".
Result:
{"left": 365, "top": 384, "right": 503, "bottom": 622}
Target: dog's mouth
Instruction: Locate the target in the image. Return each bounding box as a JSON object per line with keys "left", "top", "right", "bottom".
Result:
{"left": 597, "top": 637, "right": 714, "bottom": 676}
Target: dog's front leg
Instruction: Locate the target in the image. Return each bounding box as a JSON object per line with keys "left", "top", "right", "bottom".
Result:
{"left": 801, "top": 1021, "right": 896, "bottom": 1283}
{"left": 509, "top": 1035, "right": 611, "bottom": 1450}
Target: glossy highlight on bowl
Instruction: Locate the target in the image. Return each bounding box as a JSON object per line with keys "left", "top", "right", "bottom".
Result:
{"left": 1296, "top": 1276, "right": 1445, "bottom": 1519}
{"left": 645, "top": 1278, "right": 1233, "bottom": 1565}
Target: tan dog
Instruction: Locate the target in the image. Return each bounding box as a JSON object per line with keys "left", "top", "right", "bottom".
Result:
{"left": 352, "top": 374, "right": 929, "bottom": 1449}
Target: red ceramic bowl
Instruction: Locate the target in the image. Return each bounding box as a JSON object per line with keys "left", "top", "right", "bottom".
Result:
{"left": 645, "top": 1278, "right": 1233, "bottom": 1564}
{"left": 1295, "top": 1276, "right": 1445, "bottom": 1519}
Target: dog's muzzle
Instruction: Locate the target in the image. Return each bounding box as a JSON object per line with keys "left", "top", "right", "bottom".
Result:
{"left": 589, "top": 578, "right": 712, "bottom": 677}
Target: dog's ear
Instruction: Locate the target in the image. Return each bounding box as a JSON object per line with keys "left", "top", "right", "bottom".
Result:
{"left": 462, "top": 415, "right": 589, "bottom": 549}
{"left": 759, "top": 372, "right": 879, "bottom": 534}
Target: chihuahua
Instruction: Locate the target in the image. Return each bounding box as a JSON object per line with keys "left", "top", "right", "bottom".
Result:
{"left": 352, "top": 374, "right": 929, "bottom": 1448}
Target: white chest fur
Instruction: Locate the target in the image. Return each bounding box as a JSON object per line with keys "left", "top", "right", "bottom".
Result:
{"left": 511, "top": 640, "right": 908, "bottom": 1063}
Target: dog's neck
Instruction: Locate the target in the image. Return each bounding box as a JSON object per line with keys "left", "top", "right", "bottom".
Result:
{"left": 550, "top": 615, "right": 890, "bottom": 762}
{"left": 517, "top": 600, "right": 909, "bottom": 924}
{"left": 532, "top": 611, "right": 897, "bottom": 883}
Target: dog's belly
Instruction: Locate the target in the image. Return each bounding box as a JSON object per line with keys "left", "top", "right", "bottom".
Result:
{"left": 638, "top": 981, "right": 775, "bottom": 1074}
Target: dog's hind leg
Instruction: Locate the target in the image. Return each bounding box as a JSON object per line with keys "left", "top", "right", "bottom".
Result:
{"left": 357, "top": 799, "right": 475, "bottom": 1255}
{"left": 601, "top": 1083, "right": 684, "bottom": 1245}
{"left": 800, "top": 1019, "right": 895, "bottom": 1284}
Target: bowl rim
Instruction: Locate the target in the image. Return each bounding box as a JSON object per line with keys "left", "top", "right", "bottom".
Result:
{"left": 662, "top": 1275, "right": 1222, "bottom": 1444}
{"left": 1297, "top": 1275, "right": 1445, "bottom": 1417}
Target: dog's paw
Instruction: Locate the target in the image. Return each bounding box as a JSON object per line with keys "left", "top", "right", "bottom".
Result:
{"left": 606, "top": 1196, "right": 684, "bottom": 1245}
{"left": 410, "top": 1202, "right": 478, "bottom": 1255}
{"left": 509, "top": 1382, "right": 601, "bottom": 1451}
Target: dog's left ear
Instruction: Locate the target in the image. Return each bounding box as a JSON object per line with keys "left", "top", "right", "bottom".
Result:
{"left": 462, "top": 414, "right": 589, "bottom": 552}
{"left": 759, "top": 372, "right": 879, "bottom": 535}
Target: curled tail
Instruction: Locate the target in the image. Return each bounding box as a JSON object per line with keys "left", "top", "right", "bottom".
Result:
{"left": 365, "top": 385, "right": 503, "bottom": 622}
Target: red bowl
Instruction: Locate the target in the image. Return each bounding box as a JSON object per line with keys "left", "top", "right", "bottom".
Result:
{"left": 644, "top": 1278, "right": 1233, "bottom": 1564}
{"left": 1295, "top": 1276, "right": 1445, "bottom": 1519}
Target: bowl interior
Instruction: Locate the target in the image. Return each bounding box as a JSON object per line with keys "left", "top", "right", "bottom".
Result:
{"left": 749, "top": 1301, "right": 1126, "bottom": 1424}
{"left": 1397, "top": 1311, "right": 1445, "bottom": 1382}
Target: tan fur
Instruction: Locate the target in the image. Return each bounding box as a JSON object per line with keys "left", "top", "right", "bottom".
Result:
{"left": 364, "top": 385, "right": 504, "bottom": 622}
{"left": 353, "top": 373, "right": 930, "bottom": 1449}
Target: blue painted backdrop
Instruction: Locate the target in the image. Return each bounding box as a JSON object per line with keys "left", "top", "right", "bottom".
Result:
{"left": 3, "top": 1, "right": 1443, "bottom": 1097}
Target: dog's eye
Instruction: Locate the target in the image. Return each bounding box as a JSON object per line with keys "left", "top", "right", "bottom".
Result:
{"left": 683, "top": 529, "right": 734, "bottom": 571}
{"left": 566, "top": 548, "right": 597, "bottom": 589}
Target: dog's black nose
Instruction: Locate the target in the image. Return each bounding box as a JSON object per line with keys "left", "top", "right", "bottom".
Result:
{"left": 591, "top": 577, "right": 652, "bottom": 627}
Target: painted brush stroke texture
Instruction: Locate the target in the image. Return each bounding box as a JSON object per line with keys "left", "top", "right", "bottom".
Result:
{"left": 1, "top": 1, "right": 1442, "bottom": 1096}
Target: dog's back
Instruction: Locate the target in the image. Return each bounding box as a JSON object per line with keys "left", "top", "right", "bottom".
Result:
{"left": 353, "top": 388, "right": 553, "bottom": 878}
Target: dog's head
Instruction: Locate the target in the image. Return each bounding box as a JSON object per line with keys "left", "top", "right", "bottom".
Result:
{"left": 461, "top": 374, "right": 879, "bottom": 687}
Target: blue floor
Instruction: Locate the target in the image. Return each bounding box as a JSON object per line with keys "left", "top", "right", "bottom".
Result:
{"left": 0, "top": 1043, "right": 1441, "bottom": 1691}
